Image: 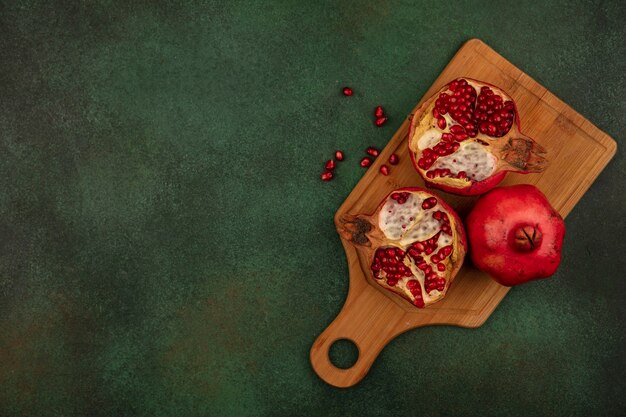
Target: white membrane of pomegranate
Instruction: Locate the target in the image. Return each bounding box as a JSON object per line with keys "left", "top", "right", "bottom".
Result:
{"left": 379, "top": 193, "right": 443, "bottom": 245}
{"left": 377, "top": 192, "right": 458, "bottom": 304}
{"left": 417, "top": 128, "right": 441, "bottom": 150}
{"left": 430, "top": 142, "right": 497, "bottom": 181}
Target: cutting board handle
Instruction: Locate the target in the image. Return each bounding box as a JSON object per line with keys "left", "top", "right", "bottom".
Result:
{"left": 310, "top": 285, "right": 403, "bottom": 388}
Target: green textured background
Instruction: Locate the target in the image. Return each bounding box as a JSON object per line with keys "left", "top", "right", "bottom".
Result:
{"left": 1, "top": 1, "right": 624, "bottom": 416}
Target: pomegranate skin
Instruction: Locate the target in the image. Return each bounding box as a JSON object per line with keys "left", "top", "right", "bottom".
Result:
{"left": 466, "top": 184, "right": 565, "bottom": 286}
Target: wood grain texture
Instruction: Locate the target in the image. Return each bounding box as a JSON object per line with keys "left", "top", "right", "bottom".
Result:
{"left": 310, "top": 39, "right": 617, "bottom": 388}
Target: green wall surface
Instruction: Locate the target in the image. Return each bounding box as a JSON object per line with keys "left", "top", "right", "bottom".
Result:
{"left": 0, "top": 1, "right": 624, "bottom": 416}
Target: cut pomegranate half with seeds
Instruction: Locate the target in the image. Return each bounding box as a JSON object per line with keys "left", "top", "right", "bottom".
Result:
{"left": 408, "top": 78, "right": 548, "bottom": 195}
{"left": 338, "top": 188, "right": 466, "bottom": 308}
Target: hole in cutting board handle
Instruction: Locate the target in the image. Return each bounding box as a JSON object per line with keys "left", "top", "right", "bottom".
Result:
{"left": 328, "top": 338, "right": 360, "bottom": 369}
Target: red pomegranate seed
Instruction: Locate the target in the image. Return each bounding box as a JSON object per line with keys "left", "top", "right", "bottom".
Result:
{"left": 380, "top": 165, "right": 390, "bottom": 176}
{"left": 320, "top": 171, "right": 333, "bottom": 181}
{"left": 360, "top": 157, "right": 372, "bottom": 167}
{"left": 342, "top": 87, "right": 353, "bottom": 96}
{"left": 366, "top": 147, "right": 379, "bottom": 157}
{"left": 437, "top": 116, "right": 447, "bottom": 129}
{"left": 325, "top": 159, "right": 335, "bottom": 170}
{"left": 406, "top": 280, "right": 419, "bottom": 290}
{"left": 374, "top": 106, "right": 385, "bottom": 118}
{"left": 421, "top": 197, "right": 438, "bottom": 210}
{"left": 375, "top": 116, "right": 388, "bottom": 127}
{"left": 388, "top": 154, "right": 399, "bottom": 165}
{"left": 413, "top": 295, "right": 424, "bottom": 308}
{"left": 335, "top": 150, "right": 345, "bottom": 161}
{"left": 450, "top": 125, "right": 464, "bottom": 134}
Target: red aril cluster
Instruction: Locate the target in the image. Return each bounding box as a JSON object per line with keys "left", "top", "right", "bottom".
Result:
{"left": 373, "top": 105, "right": 387, "bottom": 127}
{"left": 358, "top": 146, "right": 400, "bottom": 176}
{"left": 320, "top": 150, "right": 346, "bottom": 181}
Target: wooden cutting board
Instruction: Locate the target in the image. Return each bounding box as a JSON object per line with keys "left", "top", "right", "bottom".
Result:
{"left": 310, "top": 39, "right": 617, "bottom": 388}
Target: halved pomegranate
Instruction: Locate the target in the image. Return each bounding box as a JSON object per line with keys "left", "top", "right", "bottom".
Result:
{"left": 338, "top": 188, "right": 466, "bottom": 308}
{"left": 408, "top": 78, "right": 547, "bottom": 195}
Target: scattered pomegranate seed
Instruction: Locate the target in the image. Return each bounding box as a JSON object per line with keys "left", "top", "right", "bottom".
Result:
{"left": 366, "top": 147, "right": 379, "bottom": 157}
{"left": 374, "top": 106, "right": 385, "bottom": 118}
{"left": 335, "top": 150, "right": 344, "bottom": 161}
{"left": 388, "top": 154, "right": 399, "bottom": 165}
{"left": 375, "top": 116, "right": 388, "bottom": 127}
{"left": 380, "top": 165, "right": 390, "bottom": 176}
{"left": 360, "top": 157, "right": 372, "bottom": 168}
{"left": 342, "top": 87, "right": 353, "bottom": 96}
{"left": 325, "top": 160, "right": 336, "bottom": 170}
{"left": 320, "top": 171, "right": 333, "bottom": 181}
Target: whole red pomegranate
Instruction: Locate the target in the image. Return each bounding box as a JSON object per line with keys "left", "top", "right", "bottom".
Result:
{"left": 338, "top": 188, "right": 466, "bottom": 307}
{"left": 408, "top": 78, "right": 548, "bottom": 195}
{"left": 466, "top": 184, "right": 565, "bottom": 286}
